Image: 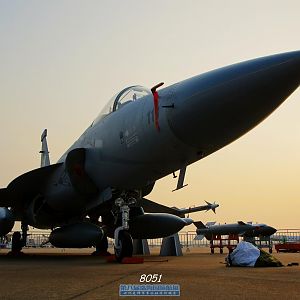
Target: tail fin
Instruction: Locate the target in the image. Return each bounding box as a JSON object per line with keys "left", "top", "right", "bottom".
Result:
{"left": 194, "top": 234, "right": 205, "bottom": 241}
{"left": 204, "top": 200, "right": 219, "bottom": 213}
{"left": 40, "top": 129, "right": 50, "bottom": 167}
{"left": 193, "top": 221, "right": 206, "bottom": 229}
{"left": 206, "top": 221, "right": 216, "bottom": 227}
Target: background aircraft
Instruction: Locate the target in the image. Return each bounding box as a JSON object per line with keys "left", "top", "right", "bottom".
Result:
{"left": 0, "top": 51, "right": 299, "bottom": 261}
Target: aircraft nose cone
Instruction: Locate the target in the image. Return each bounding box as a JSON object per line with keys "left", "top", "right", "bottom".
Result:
{"left": 167, "top": 51, "right": 300, "bottom": 153}
{"left": 269, "top": 227, "right": 277, "bottom": 235}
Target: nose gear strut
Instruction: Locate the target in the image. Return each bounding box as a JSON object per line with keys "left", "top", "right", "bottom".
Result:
{"left": 113, "top": 196, "right": 135, "bottom": 262}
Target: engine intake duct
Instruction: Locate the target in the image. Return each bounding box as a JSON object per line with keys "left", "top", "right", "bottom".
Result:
{"left": 65, "top": 148, "right": 98, "bottom": 197}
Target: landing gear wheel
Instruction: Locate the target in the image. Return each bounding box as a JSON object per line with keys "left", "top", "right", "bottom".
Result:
{"left": 115, "top": 230, "right": 133, "bottom": 262}
{"left": 8, "top": 232, "right": 24, "bottom": 256}
{"left": 11, "top": 232, "right": 22, "bottom": 253}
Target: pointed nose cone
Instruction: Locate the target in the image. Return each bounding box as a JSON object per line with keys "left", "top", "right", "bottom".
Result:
{"left": 269, "top": 226, "right": 277, "bottom": 235}
{"left": 167, "top": 51, "right": 300, "bottom": 154}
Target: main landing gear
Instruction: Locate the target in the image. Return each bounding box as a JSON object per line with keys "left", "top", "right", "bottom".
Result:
{"left": 9, "top": 223, "right": 28, "bottom": 256}
{"left": 114, "top": 197, "right": 134, "bottom": 262}
{"left": 92, "top": 233, "right": 111, "bottom": 256}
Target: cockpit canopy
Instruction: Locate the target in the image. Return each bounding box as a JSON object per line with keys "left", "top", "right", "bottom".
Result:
{"left": 93, "top": 85, "right": 151, "bottom": 126}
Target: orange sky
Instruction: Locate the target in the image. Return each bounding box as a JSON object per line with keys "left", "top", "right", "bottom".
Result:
{"left": 0, "top": 1, "right": 299, "bottom": 230}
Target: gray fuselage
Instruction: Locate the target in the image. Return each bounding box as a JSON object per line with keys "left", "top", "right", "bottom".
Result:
{"left": 6, "top": 51, "right": 300, "bottom": 231}
{"left": 59, "top": 51, "right": 300, "bottom": 192}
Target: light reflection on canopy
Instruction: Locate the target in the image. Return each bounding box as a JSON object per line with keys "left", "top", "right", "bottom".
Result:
{"left": 92, "top": 86, "right": 151, "bottom": 126}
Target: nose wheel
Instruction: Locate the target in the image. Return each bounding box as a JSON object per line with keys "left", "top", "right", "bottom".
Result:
{"left": 114, "top": 230, "right": 133, "bottom": 262}
{"left": 114, "top": 196, "right": 135, "bottom": 262}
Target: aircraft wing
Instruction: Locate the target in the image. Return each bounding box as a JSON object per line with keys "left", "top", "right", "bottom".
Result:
{"left": 137, "top": 198, "right": 182, "bottom": 216}
{"left": 0, "top": 163, "right": 63, "bottom": 207}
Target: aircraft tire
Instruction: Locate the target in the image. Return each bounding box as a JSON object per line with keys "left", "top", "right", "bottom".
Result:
{"left": 115, "top": 230, "right": 133, "bottom": 262}
{"left": 11, "top": 231, "right": 23, "bottom": 253}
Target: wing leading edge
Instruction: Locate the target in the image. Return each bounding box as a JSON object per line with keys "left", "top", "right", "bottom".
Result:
{"left": 0, "top": 163, "right": 63, "bottom": 207}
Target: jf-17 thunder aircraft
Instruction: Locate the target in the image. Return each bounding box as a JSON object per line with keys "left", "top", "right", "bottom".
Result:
{"left": 194, "top": 221, "right": 277, "bottom": 240}
{"left": 0, "top": 51, "right": 300, "bottom": 261}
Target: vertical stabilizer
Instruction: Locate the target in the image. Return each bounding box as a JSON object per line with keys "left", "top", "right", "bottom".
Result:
{"left": 40, "top": 129, "right": 50, "bottom": 167}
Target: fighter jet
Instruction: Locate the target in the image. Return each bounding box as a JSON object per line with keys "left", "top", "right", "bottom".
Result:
{"left": 194, "top": 221, "right": 277, "bottom": 240}
{"left": 0, "top": 51, "right": 299, "bottom": 261}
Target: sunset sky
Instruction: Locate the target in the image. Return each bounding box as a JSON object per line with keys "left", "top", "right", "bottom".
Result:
{"left": 0, "top": 1, "right": 299, "bottom": 230}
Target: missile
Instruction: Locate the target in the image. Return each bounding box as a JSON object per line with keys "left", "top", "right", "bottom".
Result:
{"left": 194, "top": 221, "right": 277, "bottom": 240}
{"left": 178, "top": 201, "right": 219, "bottom": 216}
{"left": 244, "top": 224, "right": 277, "bottom": 237}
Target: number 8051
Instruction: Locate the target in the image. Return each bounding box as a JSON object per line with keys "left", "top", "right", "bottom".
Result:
{"left": 140, "top": 274, "right": 162, "bottom": 283}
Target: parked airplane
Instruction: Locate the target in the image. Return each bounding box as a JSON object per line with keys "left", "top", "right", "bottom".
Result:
{"left": 0, "top": 51, "right": 299, "bottom": 261}
{"left": 194, "top": 221, "right": 277, "bottom": 240}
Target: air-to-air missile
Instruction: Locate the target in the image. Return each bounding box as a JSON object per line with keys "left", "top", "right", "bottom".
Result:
{"left": 176, "top": 201, "right": 219, "bottom": 217}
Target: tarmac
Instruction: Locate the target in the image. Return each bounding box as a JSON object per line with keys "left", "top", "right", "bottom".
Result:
{"left": 0, "top": 247, "right": 299, "bottom": 300}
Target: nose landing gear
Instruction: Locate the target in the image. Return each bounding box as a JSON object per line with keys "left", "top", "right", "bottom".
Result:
{"left": 114, "top": 230, "right": 133, "bottom": 262}
{"left": 114, "top": 197, "right": 134, "bottom": 262}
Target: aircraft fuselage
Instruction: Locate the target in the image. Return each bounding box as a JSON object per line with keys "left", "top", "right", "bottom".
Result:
{"left": 2, "top": 51, "right": 300, "bottom": 234}
{"left": 58, "top": 51, "right": 300, "bottom": 191}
